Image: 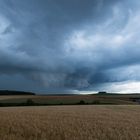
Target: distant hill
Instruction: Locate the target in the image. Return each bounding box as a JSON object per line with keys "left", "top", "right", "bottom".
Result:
{"left": 0, "top": 90, "right": 35, "bottom": 95}
{"left": 98, "top": 91, "right": 107, "bottom": 94}
{"left": 41, "top": 93, "right": 79, "bottom": 96}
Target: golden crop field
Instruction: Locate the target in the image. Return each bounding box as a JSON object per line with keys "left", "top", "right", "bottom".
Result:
{"left": 0, "top": 105, "right": 140, "bottom": 140}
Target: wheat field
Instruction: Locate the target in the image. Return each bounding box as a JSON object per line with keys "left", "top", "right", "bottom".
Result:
{"left": 0, "top": 105, "right": 140, "bottom": 140}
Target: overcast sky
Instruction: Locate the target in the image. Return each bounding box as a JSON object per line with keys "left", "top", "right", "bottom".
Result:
{"left": 0, "top": 0, "right": 140, "bottom": 93}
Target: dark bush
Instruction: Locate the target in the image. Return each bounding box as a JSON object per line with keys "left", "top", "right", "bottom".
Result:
{"left": 26, "top": 99, "right": 35, "bottom": 106}
{"left": 78, "top": 100, "right": 86, "bottom": 105}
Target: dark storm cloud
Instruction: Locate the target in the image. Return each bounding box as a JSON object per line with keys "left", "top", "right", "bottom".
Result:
{"left": 0, "top": 0, "right": 140, "bottom": 93}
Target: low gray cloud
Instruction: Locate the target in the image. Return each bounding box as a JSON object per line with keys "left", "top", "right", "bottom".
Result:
{"left": 0, "top": 0, "right": 140, "bottom": 93}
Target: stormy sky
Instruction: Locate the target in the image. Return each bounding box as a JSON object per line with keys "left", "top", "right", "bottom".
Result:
{"left": 0, "top": 0, "right": 140, "bottom": 93}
